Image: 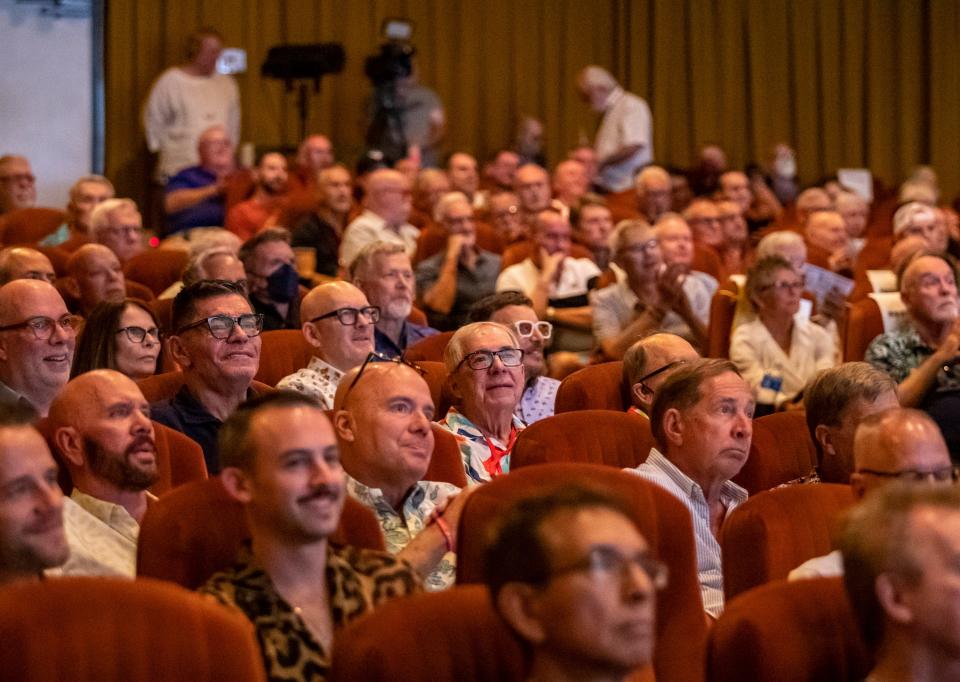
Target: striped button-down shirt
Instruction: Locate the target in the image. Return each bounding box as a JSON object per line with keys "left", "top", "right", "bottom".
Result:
{"left": 625, "top": 448, "right": 748, "bottom": 617}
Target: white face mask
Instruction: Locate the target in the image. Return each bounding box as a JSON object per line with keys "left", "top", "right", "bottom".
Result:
{"left": 774, "top": 154, "right": 797, "bottom": 178}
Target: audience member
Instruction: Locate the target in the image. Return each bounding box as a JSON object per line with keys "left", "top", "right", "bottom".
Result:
{"left": 592, "top": 220, "right": 709, "bottom": 358}
{"left": 841, "top": 483, "right": 960, "bottom": 681}
{"left": 625, "top": 358, "right": 754, "bottom": 617}
{"left": 866, "top": 252, "right": 960, "bottom": 457}
{"left": 0, "top": 402, "right": 68, "bottom": 584}
{"left": 63, "top": 244, "right": 127, "bottom": 316}
{"left": 152, "top": 280, "right": 263, "bottom": 473}
{"left": 72, "top": 299, "right": 161, "bottom": 381}
{"left": 715, "top": 199, "right": 749, "bottom": 275}
{"left": 203, "top": 392, "right": 419, "bottom": 680}
{"left": 684, "top": 198, "right": 724, "bottom": 252}
{"left": 351, "top": 241, "right": 437, "bottom": 358}
{"left": 290, "top": 164, "right": 353, "bottom": 278}
{"left": 488, "top": 191, "right": 525, "bottom": 244}
{"left": 731, "top": 256, "right": 836, "bottom": 410}
{"left": 416, "top": 192, "right": 500, "bottom": 330}
{"left": 239, "top": 228, "right": 301, "bottom": 332}
{"left": 719, "top": 170, "right": 780, "bottom": 230}
{"left": 486, "top": 486, "right": 662, "bottom": 682}
{"left": 568, "top": 145, "right": 600, "bottom": 190}
{"left": 288, "top": 134, "right": 334, "bottom": 193}
{"left": 668, "top": 167, "right": 694, "bottom": 213}
{"left": 893, "top": 202, "right": 948, "bottom": 253}
{"left": 0, "top": 155, "right": 36, "bottom": 215}
{"left": 755, "top": 230, "right": 807, "bottom": 273}
{"left": 0, "top": 280, "right": 78, "bottom": 417}
{"left": 805, "top": 210, "right": 853, "bottom": 273}
{"left": 0, "top": 247, "right": 55, "bottom": 286}
{"left": 514, "top": 164, "right": 553, "bottom": 227}
{"left": 496, "top": 209, "right": 600, "bottom": 352}
{"left": 339, "top": 169, "right": 418, "bottom": 269}
{"left": 484, "top": 150, "right": 520, "bottom": 191}
{"left": 46, "top": 370, "right": 158, "bottom": 577}
{"left": 447, "top": 153, "right": 480, "bottom": 206}
{"left": 89, "top": 198, "right": 146, "bottom": 264}
{"left": 40, "top": 174, "right": 115, "bottom": 250}
{"left": 687, "top": 144, "right": 727, "bottom": 197}
{"left": 514, "top": 117, "right": 546, "bottom": 167}
{"left": 439, "top": 322, "right": 526, "bottom": 485}
{"left": 635, "top": 166, "right": 673, "bottom": 224}
{"left": 163, "top": 125, "right": 238, "bottom": 234}
{"left": 573, "top": 197, "right": 614, "bottom": 270}
{"left": 334, "top": 360, "right": 470, "bottom": 590}
{"left": 803, "top": 362, "right": 900, "bottom": 484}
{"left": 277, "top": 282, "right": 375, "bottom": 408}
{"left": 144, "top": 27, "right": 240, "bottom": 181}
{"left": 794, "top": 187, "right": 832, "bottom": 227}
{"left": 181, "top": 247, "right": 246, "bottom": 291}
{"left": 469, "top": 291, "right": 561, "bottom": 424}
{"left": 622, "top": 333, "right": 700, "bottom": 417}
{"left": 791, "top": 408, "right": 953, "bottom": 580}
{"left": 552, "top": 160, "right": 589, "bottom": 210}
{"left": 576, "top": 66, "right": 653, "bottom": 193}
{"left": 763, "top": 143, "right": 800, "bottom": 205}
{"left": 654, "top": 213, "right": 719, "bottom": 301}
{"left": 835, "top": 191, "right": 870, "bottom": 258}
{"left": 225, "top": 152, "right": 289, "bottom": 241}
{"left": 409, "top": 168, "right": 450, "bottom": 228}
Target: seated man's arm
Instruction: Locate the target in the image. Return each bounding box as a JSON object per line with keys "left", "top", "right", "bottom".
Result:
{"left": 419, "top": 239, "right": 463, "bottom": 315}
{"left": 597, "top": 306, "right": 665, "bottom": 360}
{"left": 396, "top": 489, "right": 471, "bottom": 580}
{"left": 868, "top": 321, "right": 960, "bottom": 408}
{"left": 164, "top": 183, "right": 222, "bottom": 215}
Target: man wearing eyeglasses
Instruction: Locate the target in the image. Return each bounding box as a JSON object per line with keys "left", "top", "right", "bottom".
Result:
{"left": 0, "top": 247, "right": 56, "bottom": 286}
{"left": 790, "top": 408, "right": 955, "bottom": 581}
{"left": 63, "top": 245, "right": 128, "bottom": 316}
{"left": 152, "top": 280, "right": 263, "bottom": 473}
{"left": 592, "top": 220, "right": 709, "bottom": 359}
{"left": 0, "top": 155, "right": 36, "bottom": 215}
{"left": 0, "top": 280, "right": 77, "bottom": 417}
{"left": 470, "top": 291, "right": 560, "bottom": 425}
{"left": 416, "top": 192, "right": 500, "bottom": 331}
{"left": 277, "top": 282, "right": 377, "bottom": 409}
{"left": 238, "top": 228, "right": 302, "bottom": 332}
{"left": 45, "top": 370, "right": 159, "bottom": 577}
{"left": 89, "top": 198, "right": 146, "bottom": 265}
{"left": 622, "top": 333, "right": 700, "bottom": 418}
{"left": 486, "top": 486, "right": 661, "bottom": 681}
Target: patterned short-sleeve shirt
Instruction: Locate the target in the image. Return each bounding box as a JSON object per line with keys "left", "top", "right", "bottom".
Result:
{"left": 438, "top": 407, "right": 526, "bottom": 486}
{"left": 865, "top": 323, "right": 933, "bottom": 383}
{"left": 276, "top": 356, "right": 344, "bottom": 409}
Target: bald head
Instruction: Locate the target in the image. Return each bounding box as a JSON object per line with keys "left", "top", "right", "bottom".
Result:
{"left": 65, "top": 244, "right": 125, "bottom": 315}
{"left": 624, "top": 333, "right": 701, "bottom": 413}
{"left": 0, "top": 247, "right": 55, "bottom": 286}
{"left": 49, "top": 370, "right": 139, "bottom": 430}
{"left": 365, "top": 169, "right": 411, "bottom": 225}
{"left": 300, "top": 281, "right": 374, "bottom": 372}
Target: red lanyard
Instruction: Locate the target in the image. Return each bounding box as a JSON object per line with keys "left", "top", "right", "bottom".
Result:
{"left": 482, "top": 426, "right": 518, "bottom": 478}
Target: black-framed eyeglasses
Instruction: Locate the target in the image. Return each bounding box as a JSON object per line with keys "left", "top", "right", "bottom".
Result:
{"left": 547, "top": 546, "right": 669, "bottom": 590}
{"left": 456, "top": 348, "right": 524, "bottom": 371}
{"left": 0, "top": 314, "right": 81, "bottom": 340}
{"left": 310, "top": 306, "right": 380, "bottom": 327}
{"left": 513, "top": 320, "right": 552, "bottom": 339}
{"left": 343, "top": 351, "right": 426, "bottom": 403}
{"left": 637, "top": 359, "right": 687, "bottom": 393}
{"left": 857, "top": 466, "right": 960, "bottom": 484}
{"left": 115, "top": 326, "right": 160, "bottom": 344}
{"left": 175, "top": 313, "right": 264, "bottom": 340}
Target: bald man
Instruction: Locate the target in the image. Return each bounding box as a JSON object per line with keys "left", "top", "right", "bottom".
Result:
{"left": 64, "top": 244, "right": 127, "bottom": 315}
{"left": 790, "top": 408, "right": 954, "bottom": 580}
{"left": 551, "top": 159, "right": 589, "bottom": 209}
{"left": 46, "top": 370, "right": 158, "bottom": 577}
{"left": 276, "top": 282, "right": 376, "bottom": 408}
{"left": 0, "top": 280, "right": 77, "bottom": 416}
{"left": 339, "top": 168, "right": 419, "bottom": 270}
{"left": 622, "top": 333, "right": 701, "bottom": 417}
{"left": 0, "top": 155, "right": 37, "bottom": 214}
{"left": 0, "top": 402, "right": 68, "bottom": 584}
{"left": 0, "top": 247, "right": 56, "bottom": 286}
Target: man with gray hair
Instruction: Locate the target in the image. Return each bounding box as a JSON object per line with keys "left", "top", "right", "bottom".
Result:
{"left": 89, "top": 198, "right": 145, "bottom": 265}
{"left": 893, "top": 201, "right": 947, "bottom": 253}
{"left": 0, "top": 248, "right": 56, "bottom": 286}
{"left": 339, "top": 168, "right": 419, "bottom": 270}
{"left": 634, "top": 165, "right": 673, "bottom": 224}
{"left": 803, "top": 362, "right": 900, "bottom": 484}
{"left": 415, "top": 192, "right": 500, "bottom": 330}
{"left": 40, "top": 175, "right": 115, "bottom": 251}
{"left": 351, "top": 241, "right": 437, "bottom": 358}
{"left": 576, "top": 65, "right": 653, "bottom": 193}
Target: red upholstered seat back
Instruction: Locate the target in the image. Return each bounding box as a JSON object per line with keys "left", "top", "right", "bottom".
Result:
{"left": 734, "top": 411, "right": 818, "bottom": 494}
{"left": 707, "top": 578, "right": 871, "bottom": 682}
{"left": 842, "top": 297, "right": 884, "bottom": 362}
{"left": 329, "top": 585, "right": 526, "bottom": 682}
{"left": 708, "top": 290, "right": 739, "bottom": 359}
{"left": 511, "top": 409, "right": 654, "bottom": 469}
{"left": 254, "top": 329, "right": 316, "bottom": 386}
{"left": 0, "top": 577, "right": 267, "bottom": 682}
{"left": 554, "top": 360, "right": 627, "bottom": 412}
{"left": 123, "top": 248, "right": 189, "bottom": 296}
{"left": 456, "top": 463, "right": 708, "bottom": 682}
{"left": 0, "top": 207, "right": 66, "bottom": 244}
{"left": 499, "top": 239, "right": 594, "bottom": 269}
{"left": 137, "top": 371, "right": 276, "bottom": 403}
{"left": 721, "top": 483, "right": 856, "bottom": 599}
{"left": 137, "top": 476, "right": 384, "bottom": 589}
{"left": 426, "top": 423, "right": 468, "bottom": 487}
{"left": 404, "top": 330, "right": 454, "bottom": 362}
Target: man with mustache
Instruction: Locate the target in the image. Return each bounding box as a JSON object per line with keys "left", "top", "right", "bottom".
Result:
{"left": 0, "top": 403, "right": 69, "bottom": 584}
{"left": 625, "top": 359, "right": 754, "bottom": 618}
{"left": 46, "top": 370, "right": 159, "bottom": 577}
{"left": 277, "top": 281, "right": 376, "bottom": 409}
{"left": 351, "top": 241, "right": 437, "bottom": 359}
{"left": 203, "top": 392, "right": 419, "bottom": 680}
{"left": 867, "top": 252, "right": 960, "bottom": 458}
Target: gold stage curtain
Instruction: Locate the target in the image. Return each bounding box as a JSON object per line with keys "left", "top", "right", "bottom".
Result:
{"left": 105, "top": 0, "right": 960, "bottom": 208}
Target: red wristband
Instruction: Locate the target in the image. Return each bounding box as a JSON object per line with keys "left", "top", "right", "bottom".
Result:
{"left": 432, "top": 511, "right": 454, "bottom": 553}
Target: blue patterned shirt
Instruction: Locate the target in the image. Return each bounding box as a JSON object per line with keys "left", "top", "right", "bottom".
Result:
{"left": 438, "top": 407, "right": 526, "bottom": 486}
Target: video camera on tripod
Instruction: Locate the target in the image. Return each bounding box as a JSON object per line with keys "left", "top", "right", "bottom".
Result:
{"left": 364, "top": 18, "right": 417, "bottom": 164}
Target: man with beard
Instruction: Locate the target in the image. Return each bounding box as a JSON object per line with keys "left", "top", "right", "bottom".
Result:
{"left": 46, "top": 370, "right": 159, "bottom": 577}
{"left": 290, "top": 164, "right": 353, "bottom": 278}
{"left": 0, "top": 403, "right": 69, "bottom": 584}
{"left": 225, "top": 152, "right": 290, "bottom": 241}
{"left": 351, "top": 241, "right": 437, "bottom": 358}
{"left": 469, "top": 291, "right": 560, "bottom": 424}
{"left": 203, "top": 392, "right": 419, "bottom": 680}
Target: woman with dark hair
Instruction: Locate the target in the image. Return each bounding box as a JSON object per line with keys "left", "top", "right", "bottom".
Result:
{"left": 72, "top": 299, "right": 162, "bottom": 380}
